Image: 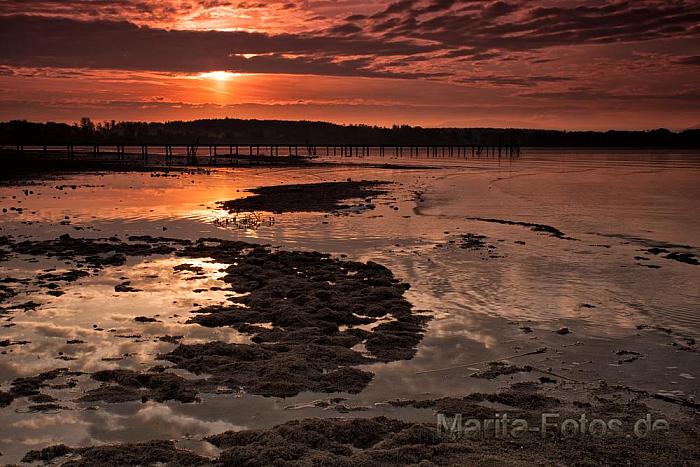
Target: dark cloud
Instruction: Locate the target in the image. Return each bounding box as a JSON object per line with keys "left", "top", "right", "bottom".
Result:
{"left": 371, "top": 1, "right": 415, "bottom": 19}
{"left": 482, "top": 1, "right": 519, "bottom": 19}
{"left": 518, "top": 89, "right": 700, "bottom": 105}
{"left": 0, "top": 15, "right": 438, "bottom": 77}
{"left": 458, "top": 75, "right": 572, "bottom": 87}
{"left": 674, "top": 55, "right": 700, "bottom": 65}
{"left": 352, "top": 0, "right": 700, "bottom": 59}
{"left": 1, "top": 1, "right": 699, "bottom": 79}
{"left": 0, "top": 0, "right": 698, "bottom": 128}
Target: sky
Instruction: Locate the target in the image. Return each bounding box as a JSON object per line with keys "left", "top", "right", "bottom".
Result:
{"left": 0, "top": 0, "right": 699, "bottom": 130}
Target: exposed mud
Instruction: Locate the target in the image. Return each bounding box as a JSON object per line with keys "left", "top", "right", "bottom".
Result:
{"left": 2, "top": 368, "right": 82, "bottom": 409}
{"left": 3, "top": 163, "right": 700, "bottom": 465}
{"left": 458, "top": 233, "right": 490, "bottom": 250}
{"left": 389, "top": 387, "right": 560, "bottom": 415}
{"left": 220, "top": 180, "right": 388, "bottom": 213}
{"left": 164, "top": 342, "right": 375, "bottom": 398}
{"left": 21, "top": 440, "right": 211, "bottom": 466}
{"left": 1, "top": 234, "right": 429, "bottom": 401}
{"left": 161, "top": 238, "right": 430, "bottom": 397}
{"left": 4, "top": 233, "right": 182, "bottom": 267}
{"left": 24, "top": 405, "right": 700, "bottom": 467}
{"left": 664, "top": 252, "right": 699, "bottom": 265}
{"left": 469, "top": 362, "right": 532, "bottom": 380}
{"left": 0, "top": 234, "right": 191, "bottom": 307}
{"left": 641, "top": 247, "right": 699, "bottom": 266}
{"left": 77, "top": 369, "right": 201, "bottom": 403}
{"left": 447, "top": 232, "right": 504, "bottom": 259}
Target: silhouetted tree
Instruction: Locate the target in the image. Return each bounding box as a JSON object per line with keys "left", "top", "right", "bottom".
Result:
{"left": 0, "top": 119, "right": 698, "bottom": 147}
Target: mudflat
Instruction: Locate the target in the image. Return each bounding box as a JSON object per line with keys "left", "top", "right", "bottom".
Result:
{"left": 1, "top": 150, "right": 699, "bottom": 465}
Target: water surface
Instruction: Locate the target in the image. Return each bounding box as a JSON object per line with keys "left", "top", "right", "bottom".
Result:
{"left": 1, "top": 149, "right": 698, "bottom": 462}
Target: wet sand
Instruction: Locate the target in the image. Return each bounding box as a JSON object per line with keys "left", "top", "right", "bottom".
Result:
{"left": 1, "top": 149, "right": 699, "bottom": 464}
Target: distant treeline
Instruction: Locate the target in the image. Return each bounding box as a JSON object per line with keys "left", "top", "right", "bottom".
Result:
{"left": 1, "top": 118, "right": 699, "bottom": 147}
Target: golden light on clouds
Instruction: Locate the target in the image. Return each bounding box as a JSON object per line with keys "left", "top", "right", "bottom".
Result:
{"left": 0, "top": 1, "right": 698, "bottom": 129}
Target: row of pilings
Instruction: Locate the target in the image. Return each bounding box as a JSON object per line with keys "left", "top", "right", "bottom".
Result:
{"left": 4, "top": 143, "right": 521, "bottom": 164}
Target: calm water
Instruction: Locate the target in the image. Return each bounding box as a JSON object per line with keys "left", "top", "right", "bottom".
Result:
{"left": 0, "top": 149, "right": 699, "bottom": 462}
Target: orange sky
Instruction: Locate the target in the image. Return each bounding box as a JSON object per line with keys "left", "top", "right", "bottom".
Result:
{"left": 0, "top": 1, "right": 699, "bottom": 129}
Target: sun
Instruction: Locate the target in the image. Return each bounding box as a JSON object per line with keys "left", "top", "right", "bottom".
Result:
{"left": 198, "top": 71, "right": 240, "bottom": 81}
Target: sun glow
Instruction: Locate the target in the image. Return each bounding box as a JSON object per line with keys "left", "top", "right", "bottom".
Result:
{"left": 198, "top": 71, "right": 241, "bottom": 81}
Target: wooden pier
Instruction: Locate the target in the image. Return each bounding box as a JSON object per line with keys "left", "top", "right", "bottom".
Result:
{"left": 3, "top": 143, "right": 521, "bottom": 165}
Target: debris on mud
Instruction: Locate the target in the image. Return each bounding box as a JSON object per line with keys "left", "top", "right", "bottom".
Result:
{"left": 28, "top": 405, "right": 700, "bottom": 467}
{"left": 26, "top": 403, "right": 68, "bottom": 413}
{"left": 213, "top": 211, "right": 275, "bottom": 230}
{"left": 469, "top": 362, "right": 532, "bottom": 380}
{"left": 0, "top": 284, "right": 17, "bottom": 302}
{"left": 0, "top": 339, "right": 30, "bottom": 347}
{"left": 220, "top": 180, "right": 388, "bottom": 213}
{"left": 134, "top": 316, "right": 160, "bottom": 323}
{"left": 28, "top": 393, "right": 58, "bottom": 403}
{"left": 654, "top": 391, "right": 700, "bottom": 409}
{"left": 36, "top": 269, "right": 90, "bottom": 283}
{"left": 391, "top": 387, "right": 560, "bottom": 414}
{"left": 458, "top": 233, "right": 489, "bottom": 250}
{"left": 466, "top": 217, "right": 574, "bottom": 240}
{"left": 158, "top": 335, "right": 183, "bottom": 343}
{"left": 0, "top": 234, "right": 430, "bottom": 400}
{"left": 164, "top": 341, "right": 374, "bottom": 398}
{"left": 4, "top": 368, "right": 82, "bottom": 407}
{"left": 115, "top": 281, "right": 141, "bottom": 293}
{"left": 21, "top": 441, "right": 210, "bottom": 466}
{"left": 4, "top": 234, "right": 182, "bottom": 268}
{"left": 466, "top": 390, "right": 561, "bottom": 410}
{"left": 664, "top": 252, "right": 699, "bottom": 265}
{"left": 173, "top": 263, "right": 205, "bottom": 274}
{"left": 77, "top": 369, "right": 201, "bottom": 403}
{"left": 645, "top": 247, "right": 669, "bottom": 255}
{"left": 615, "top": 350, "right": 644, "bottom": 364}
{"left": 639, "top": 247, "right": 699, "bottom": 266}
{"left": 0, "top": 391, "right": 13, "bottom": 407}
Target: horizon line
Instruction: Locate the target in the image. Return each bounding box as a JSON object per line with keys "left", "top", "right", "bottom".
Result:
{"left": 2, "top": 117, "right": 698, "bottom": 134}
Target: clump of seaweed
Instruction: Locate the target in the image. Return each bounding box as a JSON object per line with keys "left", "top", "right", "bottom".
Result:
{"left": 21, "top": 441, "right": 210, "bottom": 466}
{"left": 159, "top": 238, "right": 430, "bottom": 397}
{"left": 220, "top": 180, "right": 387, "bottom": 213}
{"left": 6, "top": 234, "right": 185, "bottom": 267}
{"left": 77, "top": 369, "right": 201, "bottom": 403}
